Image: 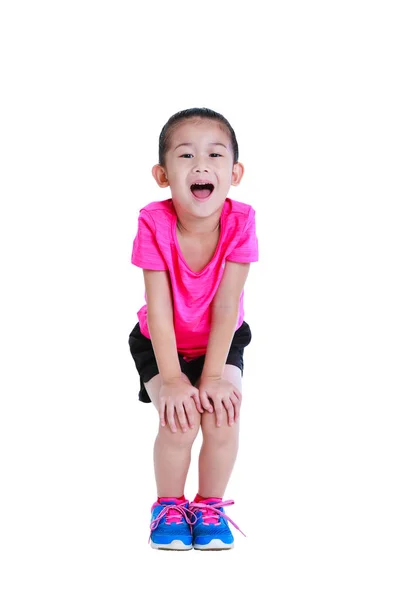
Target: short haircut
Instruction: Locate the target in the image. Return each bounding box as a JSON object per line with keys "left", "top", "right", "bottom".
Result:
{"left": 158, "top": 107, "right": 239, "bottom": 166}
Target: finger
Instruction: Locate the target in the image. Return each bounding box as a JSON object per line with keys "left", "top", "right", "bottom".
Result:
{"left": 159, "top": 397, "right": 166, "bottom": 427}
{"left": 214, "top": 398, "right": 224, "bottom": 427}
{"left": 191, "top": 388, "right": 203, "bottom": 413}
{"left": 223, "top": 397, "right": 235, "bottom": 426}
{"left": 166, "top": 402, "right": 177, "bottom": 433}
{"left": 176, "top": 404, "right": 189, "bottom": 433}
{"left": 200, "top": 391, "right": 213, "bottom": 412}
{"left": 184, "top": 400, "right": 196, "bottom": 429}
{"left": 233, "top": 387, "right": 242, "bottom": 402}
{"left": 231, "top": 394, "right": 241, "bottom": 422}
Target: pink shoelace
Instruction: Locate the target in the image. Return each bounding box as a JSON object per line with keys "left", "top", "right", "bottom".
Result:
{"left": 190, "top": 500, "right": 246, "bottom": 537}
{"left": 150, "top": 502, "right": 198, "bottom": 532}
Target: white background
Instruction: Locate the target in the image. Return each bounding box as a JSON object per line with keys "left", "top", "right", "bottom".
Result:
{"left": 1, "top": 1, "right": 399, "bottom": 598}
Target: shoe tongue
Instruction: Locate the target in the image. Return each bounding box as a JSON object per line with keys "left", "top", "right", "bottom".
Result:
{"left": 202, "top": 506, "right": 220, "bottom": 525}
{"left": 159, "top": 498, "right": 185, "bottom": 524}
{"left": 199, "top": 499, "right": 223, "bottom": 525}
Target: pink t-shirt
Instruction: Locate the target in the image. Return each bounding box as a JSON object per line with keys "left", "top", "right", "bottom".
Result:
{"left": 131, "top": 197, "right": 258, "bottom": 359}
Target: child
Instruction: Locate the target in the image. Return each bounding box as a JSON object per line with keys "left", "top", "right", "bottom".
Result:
{"left": 128, "top": 107, "right": 258, "bottom": 550}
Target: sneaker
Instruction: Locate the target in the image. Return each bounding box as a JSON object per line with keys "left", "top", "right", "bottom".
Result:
{"left": 149, "top": 499, "right": 196, "bottom": 550}
{"left": 190, "top": 498, "right": 245, "bottom": 550}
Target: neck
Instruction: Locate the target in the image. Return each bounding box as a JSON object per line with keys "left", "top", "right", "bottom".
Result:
{"left": 177, "top": 217, "right": 220, "bottom": 236}
{"left": 175, "top": 207, "right": 223, "bottom": 236}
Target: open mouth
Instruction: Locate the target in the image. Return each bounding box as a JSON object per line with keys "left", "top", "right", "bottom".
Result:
{"left": 190, "top": 183, "right": 214, "bottom": 200}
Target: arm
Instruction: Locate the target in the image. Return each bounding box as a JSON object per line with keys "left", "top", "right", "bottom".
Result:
{"left": 202, "top": 261, "right": 250, "bottom": 377}
{"left": 143, "top": 269, "right": 181, "bottom": 381}
{"left": 143, "top": 269, "right": 201, "bottom": 431}
{"left": 199, "top": 261, "right": 251, "bottom": 425}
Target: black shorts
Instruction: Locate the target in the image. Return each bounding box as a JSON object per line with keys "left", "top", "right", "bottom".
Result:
{"left": 128, "top": 321, "right": 252, "bottom": 403}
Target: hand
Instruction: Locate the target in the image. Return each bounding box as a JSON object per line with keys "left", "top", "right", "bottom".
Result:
{"left": 159, "top": 375, "right": 202, "bottom": 433}
{"left": 198, "top": 376, "right": 242, "bottom": 427}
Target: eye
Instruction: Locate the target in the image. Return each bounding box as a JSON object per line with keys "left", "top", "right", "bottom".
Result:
{"left": 179, "top": 153, "right": 193, "bottom": 158}
{"left": 210, "top": 153, "right": 222, "bottom": 157}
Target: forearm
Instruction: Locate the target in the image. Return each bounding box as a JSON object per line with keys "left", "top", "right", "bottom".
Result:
{"left": 147, "top": 309, "right": 182, "bottom": 382}
{"left": 202, "top": 305, "right": 240, "bottom": 378}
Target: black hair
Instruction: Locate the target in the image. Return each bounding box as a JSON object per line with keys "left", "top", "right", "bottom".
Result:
{"left": 158, "top": 107, "right": 239, "bottom": 167}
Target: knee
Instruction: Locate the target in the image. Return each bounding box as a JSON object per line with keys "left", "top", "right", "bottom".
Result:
{"left": 201, "top": 411, "right": 239, "bottom": 446}
{"left": 157, "top": 412, "right": 201, "bottom": 447}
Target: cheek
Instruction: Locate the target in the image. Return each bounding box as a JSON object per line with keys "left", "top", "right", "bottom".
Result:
{"left": 167, "top": 164, "right": 186, "bottom": 178}
{"left": 218, "top": 169, "right": 233, "bottom": 183}
{"left": 168, "top": 173, "right": 188, "bottom": 191}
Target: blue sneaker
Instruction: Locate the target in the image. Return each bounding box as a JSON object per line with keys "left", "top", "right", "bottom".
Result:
{"left": 190, "top": 498, "right": 245, "bottom": 550}
{"left": 149, "top": 499, "right": 196, "bottom": 550}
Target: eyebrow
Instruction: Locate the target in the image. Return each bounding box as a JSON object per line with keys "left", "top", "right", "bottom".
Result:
{"left": 173, "top": 142, "right": 228, "bottom": 151}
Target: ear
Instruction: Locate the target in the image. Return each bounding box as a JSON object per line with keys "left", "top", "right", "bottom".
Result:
{"left": 152, "top": 164, "right": 169, "bottom": 188}
{"left": 231, "top": 161, "right": 244, "bottom": 186}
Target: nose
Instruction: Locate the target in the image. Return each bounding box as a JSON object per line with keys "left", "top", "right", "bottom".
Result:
{"left": 192, "top": 156, "right": 209, "bottom": 173}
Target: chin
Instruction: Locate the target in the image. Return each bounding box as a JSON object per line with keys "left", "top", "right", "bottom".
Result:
{"left": 195, "top": 201, "right": 225, "bottom": 219}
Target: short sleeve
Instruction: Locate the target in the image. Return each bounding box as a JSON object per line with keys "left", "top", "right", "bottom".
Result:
{"left": 226, "top": 207, "right": 259, "bottom": 263}
{"left": 131, "top": 210, "right": 168, "bottom": 270}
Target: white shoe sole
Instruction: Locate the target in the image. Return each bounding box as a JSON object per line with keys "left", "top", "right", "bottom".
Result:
{"left": 194, "top": 539, "right": 234, "bottom": 551}
{"left": 150, "top": 540, "right": 192, "bottom": 551}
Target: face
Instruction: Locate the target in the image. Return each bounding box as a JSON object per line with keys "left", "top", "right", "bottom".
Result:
{"left": 152, "top": 119, "right": 244, "bottom": 220}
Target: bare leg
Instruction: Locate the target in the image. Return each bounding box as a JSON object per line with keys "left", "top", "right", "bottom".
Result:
{"left": 197, "top": 365, "right": 242, "bottom": 498}
{"left": 145, "top": 374, "right": 201, "bottom": 497}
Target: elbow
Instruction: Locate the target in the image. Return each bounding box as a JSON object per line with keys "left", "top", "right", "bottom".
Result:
{"left": 147, "top": 303, "right": 173, "bottom": 325}
{"left": 211, "top": 300, "right": 240, "bottom": 317}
